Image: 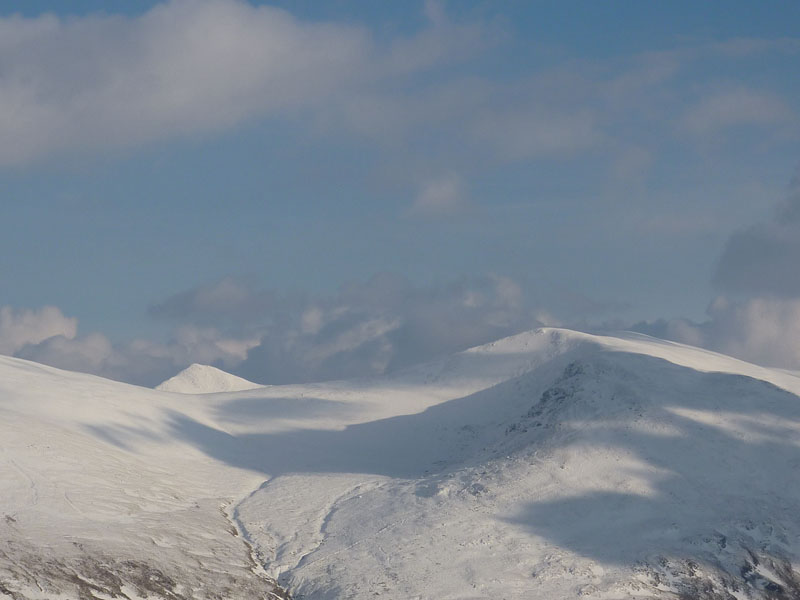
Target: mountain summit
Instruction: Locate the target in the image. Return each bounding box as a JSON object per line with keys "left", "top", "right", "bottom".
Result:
{"left": 156, "top": 363, "right": 261, "bottom": 393}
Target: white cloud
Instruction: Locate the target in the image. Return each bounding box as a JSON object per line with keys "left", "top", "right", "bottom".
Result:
{"left": 300, "top": 307, "right": 324, "bottom": 335}
{"left": 384, "top": 0, "right": 492, "bottom": 74}
{"left": 679, "top": 87, "right": 797, "bottom": 137}
{"left": 0, "top": 306, "right": 77, "bottom": 354}
{"left": 635, "top": 296, "right": 800, "bottom": 370}
{"left": 12, "top": 308, "right": 260, "bottom": 386}
{"left": 471, "top": 107, "right": 602, "bottom": 160}
{"left": 0, "top": 0, "right": 503, "bottom": 167}
{"left": 5, "top": 271, "right": 630, "bottom": 386}
{"left": 170, "top": 325, "right": 260, "bottom": 365}
{"left": 0, "top": 0, "right": 370, "bottom": 165}
{"left": 146, "top": 273, "right": 555, "bottom": 384}
{"left": 21, "top": 332, "right": 115, "bottom": 373}
{"left": 1, "top": 0, "right": 794, "bottom": 190}
{"left": 149, "top": 277, "right": 268, "bottom": 321}
{"left": 410, "top": 173, "right": 467, "bottom": 216}
{"left": 628, "top": 171, "right": 800, "bottom": 370}
{"left": 706, "top": 297, "right": 800, "bottom": 368}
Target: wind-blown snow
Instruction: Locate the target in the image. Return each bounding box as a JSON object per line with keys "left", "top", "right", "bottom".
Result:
{"left": 1, "top": 327, "right": 800, "bottom": 599}
{"left": 156, "top": 363, "right": 262, "bottom": 394}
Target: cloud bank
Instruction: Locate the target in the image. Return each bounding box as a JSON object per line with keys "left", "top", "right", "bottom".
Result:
{"left": 151, "top": 273, "right": 547, "bottom": 385}
{"left": 11, "top": 268, "right": 800, "bottom": 384}
{"left": 634, "top": 296, "right": 800, "bottom": 371}
{"left": 3, "top": 274, "right": 565, "bottom": 386}
{"left": 0, "top": 306, "right": 77, "bottom": 355}
{"left": 635, "top": 169, "right": 800, "bottom": 370}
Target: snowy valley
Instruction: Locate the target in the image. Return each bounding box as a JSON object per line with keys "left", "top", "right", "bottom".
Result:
{"left": 1, "top": 328, "right": 799, "bottom": 599}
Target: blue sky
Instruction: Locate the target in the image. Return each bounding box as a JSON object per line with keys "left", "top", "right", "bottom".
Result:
{"left": 2, "top": 0, "right": 800, "bottom": 385}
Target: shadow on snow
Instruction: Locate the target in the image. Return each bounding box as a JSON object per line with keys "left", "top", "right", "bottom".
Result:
{"left": 87, "top": 350, "right": 800, "bottom": 577}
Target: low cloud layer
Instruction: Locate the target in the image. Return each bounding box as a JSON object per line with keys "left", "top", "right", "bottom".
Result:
{"left": 12, "top": 276, "right": 800, "bottom": 385}
{"left": 14, "top": 323, "right": 260, "bottom": 387}
{"left": 0, "top": 269, "right": 637, "bottom": 386}
{"left": 634, "top": 296, "right": 800, "bottom": 371}
{"left": 625, "top": 166, "right": 800, "bottom": 371}
{"left": 2, "top": 274, "right": 562, "bottom": 386}
{"left": 152, "top": 273, "right": 547, "bottom": 384}
{"left": 0, "top": 306, "right": 77, "bottom": 355}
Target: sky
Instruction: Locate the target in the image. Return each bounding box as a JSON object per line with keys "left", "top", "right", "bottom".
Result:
{"left": 2, "top": 0, "right": 800, "bottom": 386}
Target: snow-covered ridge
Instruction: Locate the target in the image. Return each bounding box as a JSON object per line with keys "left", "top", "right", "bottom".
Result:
{"left": 1, "top": 327, "right": 800, "bottom": 599}
{"left": 156, "top": 363, "right": 262, "bottom": 393}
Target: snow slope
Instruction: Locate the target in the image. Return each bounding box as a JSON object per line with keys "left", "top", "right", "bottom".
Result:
{"left": 0, "top": 357, "right": 287, "bottom": 599}
{"left": 156, "top": 363, "right": 262, "bottom": 393}
{"left": 2, "top": 327, "right": 800, "bottom": 599}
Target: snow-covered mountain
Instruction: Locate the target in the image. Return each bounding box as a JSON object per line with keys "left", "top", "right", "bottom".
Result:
{"left": 1, "top": 328, "right": 799, "bottom": 599}
{"left": 156, "top": 363, "right": 262, "bottom": 394}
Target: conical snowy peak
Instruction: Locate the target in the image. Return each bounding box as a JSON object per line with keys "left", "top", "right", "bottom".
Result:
{"left": 156, "top": 363, "right": 261, "bottom": 393}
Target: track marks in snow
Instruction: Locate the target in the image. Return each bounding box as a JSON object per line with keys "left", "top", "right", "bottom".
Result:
{"left": 2, "top": 454, "right": 38, "bottom": 508}
{"left": 232, "top": 474, "right": 391, "bottom": 591}
{"left": 293, "top": 482, "right": 387, "bottom": 571}
{"left": 62, "top": 491, "right": 83, "bottom": 516}
{"left": 223, "top": 480, "right": 292, "bottom": 599}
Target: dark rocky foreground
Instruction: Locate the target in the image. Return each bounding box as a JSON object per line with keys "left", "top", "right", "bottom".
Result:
{"left": 0, "top": 537, "right": 291, "bottom": 600}
{"left": 636, "top": 545, "right": 800, "bottom": 600}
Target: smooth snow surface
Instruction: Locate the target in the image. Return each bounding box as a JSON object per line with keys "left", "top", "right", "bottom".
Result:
{"left": 156, "top": 363, "right": 262, "bottom": 393}
{"left": 2, "top": 327, "right": 800, "bottom": 599}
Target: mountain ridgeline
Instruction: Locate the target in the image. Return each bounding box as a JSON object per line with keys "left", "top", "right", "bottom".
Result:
{"left": 1, "top": 328, "right": 799, "bottom": 599}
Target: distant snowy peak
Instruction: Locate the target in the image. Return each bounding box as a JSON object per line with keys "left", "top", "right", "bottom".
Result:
{"left": 156, "top": 363, "right": 261, "bottom": 393}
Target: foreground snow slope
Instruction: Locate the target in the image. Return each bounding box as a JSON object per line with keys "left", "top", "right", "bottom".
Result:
{"left": 2, "top": 327, "right": 800, "bottom": 599}
{"left": 0, "top": 356, "right": 288, "bottom": 599}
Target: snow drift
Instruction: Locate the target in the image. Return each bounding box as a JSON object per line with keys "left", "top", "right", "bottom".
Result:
{"left": 1, "top": 328, "right": 799, "bottom": 599}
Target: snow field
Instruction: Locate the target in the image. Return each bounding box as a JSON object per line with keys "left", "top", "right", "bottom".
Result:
{"left": 1, "top": 328, "right": 800, "bottom": 598}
